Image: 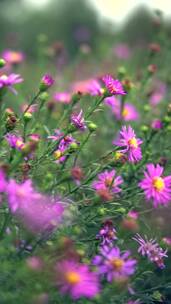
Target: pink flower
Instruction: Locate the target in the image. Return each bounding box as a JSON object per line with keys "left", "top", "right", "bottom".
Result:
{"left": 113, "top": 126, "right": 143, "bottom": 163}
{"left": 102, "top": 75, "right": 126, "bottom": 95}
{"left": 92, "top": 169, "right": 123, "bottom": 197}
{"left": 151, "top": 119, "right": 163, "bottom": 129}
{"left": 40, "top": 74, "right": 54, "bottom": 91}
{"left": 56, "top": 260, "right": 100, "bottom": 299}
{"left": 6, "top": 179, "right": 65, "bottom": 233}
{"left": 113, "top": 43, "right": 131, "bottom": 59}
{"left": 2, "top": 49, "right": 25, "bottom": 65}
{"left": 133, "top": 234, "right": 167, "bottom": 269}
{"left": 53, "top": 92, "right": 71, "bottom": 104}
{"left": 139, "top": 163, "right": 171, "bottom": 207}
{"left": 104, "top": 96, "right": 139, "bottom": 121}
{"left": 0, "top": 73, "right": 23, "bottom": 94}
{"left": 71, "top": 78, "right": 103, "bottom": 96}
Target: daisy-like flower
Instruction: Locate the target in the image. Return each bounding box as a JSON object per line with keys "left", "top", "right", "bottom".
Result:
{"left": 139, "top": 163, "right": 171, "bottom": 207}
{"left": 133, "top": 234, "right": 167, "bottom": 269}
{"left": 56, "top": 260, "right": 100, "bottom": 299}
{"left": 92, "top": 169, "right": 123, "bottom": 201}
{"left": 104, "top": 96, "right": 139, "bottom": 121}
{"left": 96, "top": 220, "right": 117, "bottom": 246}
{"left": 113, "top": 126, "right": 143, "bottom": 163}
{"left": 102, "top": 74, "right": 126, "bottom": 95}
{"left": 93, "top": 246, "right": 136, "bottom": 282}
{"left": 2, "top": 49, "right": 25, "bottom": 65}
{"left": 0, "top": 73, "right": 23, "bottom": 94}
{"left": 5, "top": 133, "right": 24, "bottom": 150}
{"left": 71, "top": 109, "right": 86, "bottom": 131}
{"left": 53, "top": 92, "right": 71, "bottom": 104}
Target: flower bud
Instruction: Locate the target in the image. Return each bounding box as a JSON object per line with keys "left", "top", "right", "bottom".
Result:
{"left": 88, "top": 122, "right": 97, "bottom": 132}
{"left": 140, "top": 125, "right": 149, "bottom": 133}
{"left": 0, "top": 59, "right": 6, "bottom": 68}
{"left": 23, "top": 112, "right": 32, "bottom": 122}
{"left": 39, "top": 92, "right": 49, "bottom": 102}
{"left": 54, "top": 150, "right": 62, "bottom": 160}
{"left": 147, "top": 64, "right": 157, "bottom": 74}
{"left": 39, "top": 74, "right": 54, "bottom": 91}
{"left": 143, "top": 104, "right": 151, "bottom": 112}
{"left": 69, "top": 142, "right": 79, "bottom": 151}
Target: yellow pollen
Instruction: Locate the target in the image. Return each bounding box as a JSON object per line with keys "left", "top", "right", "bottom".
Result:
{"left": 114, "top": 151, "right": 123, "bottom": 161}
{"left": 128, "top": 137, "right": 138, "bottom": 148}
{"left": 53, "top": 150, "right": 62, "bottom": 160}
{"left": 152, "top": 177, "right": 164, "bottom": 191}
{"left": 110, "top": 258, "right": 124, "bottom": 271}
{"left": 122, "top": 108, "right": 129, "bottom": 118}
{"left": 16, "top": 139, "right": 23, "bottom": 147}
{"left": 65, "top": 271, "right": 80, "bottom": 284}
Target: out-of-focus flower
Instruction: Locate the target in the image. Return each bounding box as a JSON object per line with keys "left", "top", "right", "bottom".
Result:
{"left": 56, "top": 260, "right": 100, "bottom": 299}
{"left": 26, "top": 256, "right": 43, "bottom": 271}
{"left": 113, "top": 126, "right": 143, "bottom": 163}
{"left": 71, "top": 78, "right": 103, "bottom": 96}
{"left": 102, "top": 75, "right": 126, "bottom": 95}
{"left": 151, "top": 119, "right": 163, "bottom": 129}
{"left": 2, "top": 49, "right": 25, "bottom": 65}
{"left": 113, "top": 43, "right": 131, "bottom": 59}
{"left": 104, "top": 96, "right": 139, "bottom": 121}
{"left": 133, "top": 234, "right": 167, "bottom": 268}
{"left": 6, "top": 179, "right": 65, "bottom": 233}
{"left": 92, "top": 169, "right": 123, "bottom": 200}
{"left": 148, "top": 64, "right": 157, "bottom": 74}
{"left": 139, "top": 163, "right": 171, "bottom": 207}
{"left": 53, "top": 92, "right": 71, "bottom": 104}
{"left": 0, "top": 170, "right": 7, "bottom": 192}
{"left": 71, "top": 109, "right": 86, "bottom": 131}
{"left": 5, "top": 133, "right": 24, "bottom": 150}
{"left": 71, "top": 166, "right": 84, "bottom": 185}
{"left": 40, "top": 74, "right": 54, "bottom": 91}
{"left": 93, "top": 246, "right": 136, "bottom": 282}
{"left": 96, "top": 220, "right": 117, "bottom": 246}
{"left": 0, "top": 73, "right": 23, "bottom": 94}
{"left": 149, "top": 80, "right": 166, "bottom": 106}
{"left": 162, "top": 237, "right": 171, "bottom": 246}
{"left": 149, "top": 43, "right": 161, "bottom": 53}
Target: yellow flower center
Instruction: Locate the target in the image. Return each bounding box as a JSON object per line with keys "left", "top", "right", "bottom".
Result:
{"left": 0, "top": 75, "right": 8, "bottom": 81}
{"left": 65, "top": 271, "right": 80, "bottom": 284}
{"left": 105, "top": 177, "right": 113, "bottom": 187}
{"left": 122, "top": 108, "right": 129, "bottom": 118}
{"left": 53, "top": 150, "right": 62, "bottom": 160}
{"left": 128, "top": 137, "right": 138, "bottom": 148}
{"left": 110, "top": 258, "right": 124, "bottom": 271}
{"left": 11, "top": 52, "right": 21, "bottom": 62}
{"left": 16, "top": 139, "right": 23, "bottom": 148}
{"left": 152, "top": 177, "right": 165, "bottom": 191}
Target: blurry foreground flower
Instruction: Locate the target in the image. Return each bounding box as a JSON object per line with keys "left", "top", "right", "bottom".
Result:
{"left": 113, "top": 126, "right": 143, "bottom": 163}
{"left": 2, "top": 49, "right": 25, "bottom": 65}
{"left": 102, "top": 75, "right": 126, "bottom": 96}
{"left": 56, "top": 260, "right": 100, "bottom": 299}
{"left": 139, "top": 163, "right": 171, "bottom": 207}
{"left": 133, "top": 234, "right": 167, "bottom": 269}
{"left": 93, "top": 246, "right": 136, "bottom": 282}
{"left": 0, "top": 73, "right": 23, "bottom": 94}
{"left": 53, "top": 92, "right": 71, "bottom": 104}
{"left": 5, "top": 133, "right": 24, "bottom": 150}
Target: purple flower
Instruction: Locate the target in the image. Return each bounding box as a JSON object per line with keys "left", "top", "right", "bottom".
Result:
{"left": 5, "top": 133, "right": 24, "bottom": 150}
{"left": 102, "top": 75, "right": 126, "bottom": 95}
{"left": 0, "top": 73, "right": 23, "bottom": 94}
{"left": 133, "top": 234, "right": 167, "bottom": 269}
{"left": 96, "top": 220, "right": 117, "bottom": 246}
{"left": 71, "top": 110, "right": 86, "bottom": 131}
{"left": 113, "top": 126, "right": 143, "bottom": 163}
{"left": 56, "top": 260, "right": 100, "bottom": 299}
{"left": 86, "top": 79, "right": 104, "bottom": 96}
{"left": 93, "top": 246, "right": 136, "bottom": 282}
{"left": 151, "top": 119, "right": 163, "bottom": 129}
{"left": 139, "top": 163, "right": 171, "bottom": 207}
{"left": 92, "top": 169, "right": 123, "bottom": 200}
{"left": 40, "top": 74, "right": 54, "bottom": 90}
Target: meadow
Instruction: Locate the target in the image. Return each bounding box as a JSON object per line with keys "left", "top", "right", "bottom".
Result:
{"left": 0, "top": 7, "right": 171, "bottom": 304}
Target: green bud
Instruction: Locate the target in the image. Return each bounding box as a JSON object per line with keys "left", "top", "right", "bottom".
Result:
{"left": 0, "top": 59, "right": 6, "bottom": 68}
{"left": 117, "top": 66, "right": 126, "bottom": 78}
{"left": 69, "top": 142, "right": 79, "bottom": 151}
{"left": 39, "top": 92, "right": 49, "bottom": 102}
{"left": 98, "top": 207, "right": 107, "bottom": 215}
{"left": 163, "top": 116, "right": 171, "bottom": 123}
{"left": 141, "top": 125, "right": 149, "bottom": 132}
{"left": 143, "top": 104, "right": 151, "bottom": 112}
{"left": 166, "top": 125, "right": 171, "bottom": 132}
{"left": 116, "top": 207, "right": 126, "bottom": 214}
{"left": 23, "top": 112, "right": 32, "bottom": 122}
{"left": 88, "top": 122, "right": 97, "bottom": 132}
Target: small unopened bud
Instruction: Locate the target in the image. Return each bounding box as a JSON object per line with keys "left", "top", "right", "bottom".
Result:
{"left": 143, "top": 104, "right": 151, "bottom": 112}
{"left": 149, "top": 43, "right": 161, "bottom": 53}
{"left": 88, "top": 122, "right": 97, "bottom": 132}
{"left": 39, "top": 92, "right": 49, "bottom": 102}
{"left": 140, "top": 125, "right": 149, "bottom": 132}
{"left": 69, "top": 142, "right": 79, "bottom": 151}
{"left": 23, "top": 112, "right": 32, "bottom": 122}
{"left": 147, "top": 64, "right": 157, "bottom": 74}
{"left": 39, "top": 74, "right": 54, "bottom": 92}
{"left": 117, "top": 66, "right": 126, "bottom": 78}
{"left": 163, "top": 115, "right": 171, "bottom": 124}
{"left": 0, "top": 59, "right": 6, "bottom": 68}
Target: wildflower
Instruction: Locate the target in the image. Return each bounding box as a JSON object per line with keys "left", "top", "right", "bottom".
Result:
{"left": 0, "top": 73, "right": 23, "bottom": 94}
{"left": 104, "top": 96, "right": 139, "bottom": 121}
{"left": 51, "top": 132, "right": 78, "bottom": 163}
{"left": 93, "top": 246, "right": 136, "bottom": 282}
{"left": 71, "top": 109, "right": 86, "bottom": 131}
{"left": 53, "top": 92, "right": 71, "bottom": 104}
{"left": 92, "top": 169, "right": 123, "bottom": 200}
{"left": 139, "top": 163, "right": 171, "bottom": 207}
{"left": 71, "top": 78, "right": 103, "bottom": 96}
{"left": 5, "top": 133, "right": 24, "bottom": 150}
{"left": 133, "top": 234, "right": 167, "bottom": 268}
{"left": 151, "top": 119, "right": 163, "bottom": 129}
{"left": 102, "top": 75, "right": 126, "bottom": 95}
{"left": 56, "top": 260, "right": 100, "bottom": 299}
{"left": 96, "top": 220, "right": 117, "bottom": 246}
{"left": 2, "top": 49, "right": 25, "bottom": 65}
{"left": 40, "top": 74, "right": 54, "bottom": 91}
{"left": 113, "top": 126, "right": 143, "bottom": 163}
